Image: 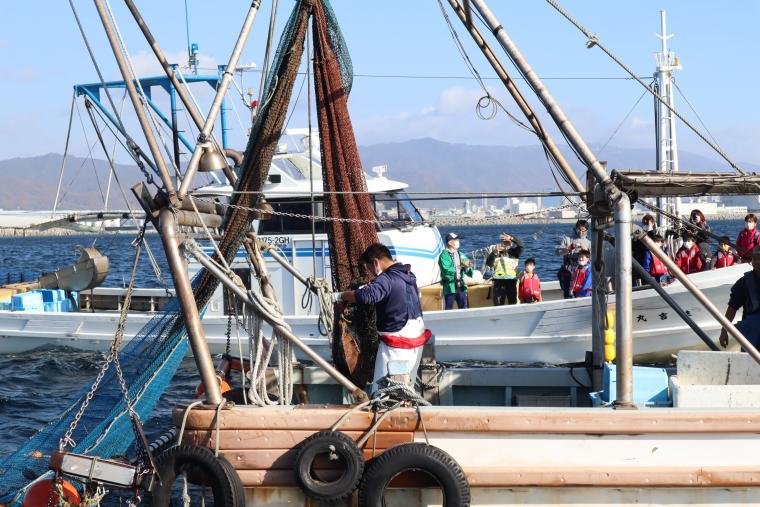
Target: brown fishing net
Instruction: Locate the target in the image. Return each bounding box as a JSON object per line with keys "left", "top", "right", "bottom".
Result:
{"left": 312, "top": 0, "right": 380, "bottom": 385}
{"left": 193, "top": 3, "right": 310, "bottom": 307}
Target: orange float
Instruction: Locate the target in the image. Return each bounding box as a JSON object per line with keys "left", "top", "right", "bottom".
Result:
{"left": 22, "top": 479, "right": 80, "bottom": 507}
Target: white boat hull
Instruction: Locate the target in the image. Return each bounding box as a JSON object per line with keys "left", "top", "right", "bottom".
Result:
{"left": 0, "top": 264, "right": 748, "bottom": 364}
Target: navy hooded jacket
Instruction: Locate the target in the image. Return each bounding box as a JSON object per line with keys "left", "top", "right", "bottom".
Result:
{"left": 354, "top": 263, "right": 423, "bottom": 333}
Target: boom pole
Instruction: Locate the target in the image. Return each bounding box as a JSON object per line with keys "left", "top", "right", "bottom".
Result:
{"left": 93, "top": 0, "right": 177, "bottom": 200}
{"left": 447, "top": 0, "right": 584, "bottom": 193}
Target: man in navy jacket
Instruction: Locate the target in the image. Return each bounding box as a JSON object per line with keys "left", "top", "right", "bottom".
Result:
{"left": 332, "top": 243, "right": 431, "bottom": 391}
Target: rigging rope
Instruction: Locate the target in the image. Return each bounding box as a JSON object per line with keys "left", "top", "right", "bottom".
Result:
{"left": 543, "top": 0, "right": 747, "bottom": 176}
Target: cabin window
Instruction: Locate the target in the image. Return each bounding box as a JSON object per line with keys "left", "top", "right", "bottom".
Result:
{"left": 258, "top": 199, "right": 326, "bottom": 235}
{"left": 223, "top": 267, "right": 252, "bottom": 315}
{"left": 374, "top": 192, "right": 423, "bottom": 226}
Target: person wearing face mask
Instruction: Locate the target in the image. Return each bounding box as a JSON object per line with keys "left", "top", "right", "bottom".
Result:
{"left": 438, "top": 233, "right": 473, "bottom": 310}
{"left": 486, "top": 232, "right": 524, "bottom": 305}
{"left": 719, "top": 246, "right": 760, "bottom": 350}
{"left": 675, "top": 232, "right": 705, "bottom": 274}
{"left": 556, "top": 219, "right": 591, "bottom": 299}
{"left": 736, "top": 214, "right": 760, "bottom": 263}
{"left": 687, "top": 209, "right": 712, "bottom": 266}
{"left": 571, "top": 250, "right": 593, "bottom": 298}
{"left": 711, "top": 237, "right": 739, "bottom": 270}
{"left": 331, "top": 243, "right": 431, "bottom": 391}
{"left": 518, "top": 258, "right": 542, "bottom": 303}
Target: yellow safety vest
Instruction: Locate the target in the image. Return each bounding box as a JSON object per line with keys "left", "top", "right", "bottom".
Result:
{"left": 493, "top": 255, "right": 519, "bottom": 279}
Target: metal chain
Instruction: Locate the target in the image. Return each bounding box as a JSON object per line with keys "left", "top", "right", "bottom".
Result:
{"left": 59, "top": 229, "right": 144, "bottom": 451}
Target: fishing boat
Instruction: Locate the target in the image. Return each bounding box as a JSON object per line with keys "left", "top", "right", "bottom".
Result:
{"left": 5, "top": 1, "right": 760, "bottom": 505}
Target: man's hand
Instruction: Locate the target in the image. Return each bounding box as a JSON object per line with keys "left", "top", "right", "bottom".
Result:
{"left": 330, "top": 292, "right": 344, "bottom": 304}
{"left": 719, "top": 329, "right": 729, "bottom": 348}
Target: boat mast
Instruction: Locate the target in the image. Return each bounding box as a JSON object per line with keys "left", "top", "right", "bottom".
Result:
{"left": 655, "top": 11, "right": 682, "bottom": 225}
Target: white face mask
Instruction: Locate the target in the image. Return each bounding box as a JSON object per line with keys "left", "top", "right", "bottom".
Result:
{"left": 747, "top": 222, "right": 756, "bottom": 231}
{"left": 578, "top": 259, "right": 589, "bottom": 267}
{"left": 684, "top": 241, "right": 694, "bottom": 249}
{"left": 373, "top": 262, "right": 382, "bottom": 277}
{"left": 450, "top": 240, "right": 460, "bottom": 250}
{"left": 577, "top": 229, "right": 587, "bottom": 239}
{"left": 644, "top": 223, "right": 654, "bottom": 232}
{"left": 525, "top": 265, "right": 534, "bottom": 273}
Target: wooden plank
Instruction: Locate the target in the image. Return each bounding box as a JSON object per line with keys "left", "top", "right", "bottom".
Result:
{"left": 237, "top": 466, "right": 760, "bottom": 488}
{"left": 183, "top": 429, "right": 412, "bottom": 450}
{"left": 220, "top": 449, "right": 385, "bottom": 470}
{"left": 176, "top": 405, "right": 760, "bottom": 434}
{"left": 464, "top": 466, "right": 760, "bottom": 487}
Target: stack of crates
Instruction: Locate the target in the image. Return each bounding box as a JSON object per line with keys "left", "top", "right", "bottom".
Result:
{"left": 39, "top": 289, "right": 70, "bottom": 312}
{"left": 11, "top": 291, "right": 44, "bottom": 312}
{"left": 4, "top": 289, "right": 74, "bottom": 312}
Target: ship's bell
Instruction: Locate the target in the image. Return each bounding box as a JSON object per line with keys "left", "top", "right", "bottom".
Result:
{"left": 199, "top": 145, "right": 227, "bottom": 172}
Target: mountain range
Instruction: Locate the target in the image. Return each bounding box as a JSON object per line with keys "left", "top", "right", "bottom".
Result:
{"left": 0, "top": 139, "right": 753, "bottom": 211}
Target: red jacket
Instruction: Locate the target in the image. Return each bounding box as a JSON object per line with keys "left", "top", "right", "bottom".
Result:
{"left": 736, "top": 228, "right": 760, "bottom": 262}
{"left": 675, "top": 245, "right": 703, "bottom": 274}
{"left": 714, "top": 250, "right": 736, "bottom": 269}
{"left": 519, "top": 273, "right": 541, "bottom": 302}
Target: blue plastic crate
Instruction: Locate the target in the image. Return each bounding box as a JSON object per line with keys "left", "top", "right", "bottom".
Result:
{"left": 599, "top": 363, "right": 670, "bottom": 406}
{"left": 11, "top": 291, "right": 43, "bottom": 312}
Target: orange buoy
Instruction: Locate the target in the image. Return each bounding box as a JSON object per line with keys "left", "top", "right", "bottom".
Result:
{"left": 23, "top": 479, "right": 80, "bottom": 507}
{"left": 194, "top": 375, "right": 232, "bottom": 398}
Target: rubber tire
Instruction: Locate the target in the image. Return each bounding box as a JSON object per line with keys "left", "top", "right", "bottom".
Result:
{"left": 294, "top": 430, "right": 365, "bottom": 502}
{"left": 147, "top": 444, "right": 244, "bottom": 507}
{"left": 358, "top": 443, "right": 471, "bottom": 507}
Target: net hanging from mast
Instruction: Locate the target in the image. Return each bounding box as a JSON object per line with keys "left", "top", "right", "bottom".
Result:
{"left": 310, "top": 0, "right": 380, "bottom": 385}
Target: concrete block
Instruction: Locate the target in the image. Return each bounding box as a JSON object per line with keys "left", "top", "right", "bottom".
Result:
{"left": 671, "top": 375, "right": 760, "bottom": 408}
{"left": 676, "top": 350, "right": 760, "bottom": 386}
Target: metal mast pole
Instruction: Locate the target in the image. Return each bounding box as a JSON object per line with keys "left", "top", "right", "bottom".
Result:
{"left": 93, "top": 0, "right": 177, "bottom": 199}
{"left": 123, "top": 0, "right": 205, "bottom": 133}
{"left": 178, "top": 1, "right": 262, "bottom": 198}
{"left": 656, "top": 11, "right": 682, "bottom": 224}
{"left": 468, "top": 0, "right": 618, "bottom": 200}
{"left": 469, "top": 0, "right": 633, "bottom": 405}
{"left": 447, "top": 0, "right": 584, "bottom": 193}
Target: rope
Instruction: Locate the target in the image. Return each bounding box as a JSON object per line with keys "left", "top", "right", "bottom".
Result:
{"left": 84, "top": 99, "right": 169, "bottom": 291}
{"left": 544, "top": 0, "right": 747, "bottom": 176}
{"left": 177, "top": 400, "right": 204, "bottom": 446}
{"left": 67, "top": 0, "right": 159, "bottom": 184}
{"left": 301, "top": 276, "right": 335, "bottom": 336}
{"left": 372, "top": 377, "right": 431, "bottom": 411}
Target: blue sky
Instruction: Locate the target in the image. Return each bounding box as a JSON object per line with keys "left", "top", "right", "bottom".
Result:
{"left": 1, "top": 0, "right": 758, "bottom": 167}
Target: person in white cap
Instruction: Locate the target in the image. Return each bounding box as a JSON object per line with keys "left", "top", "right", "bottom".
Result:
{"left": 438, "top": 232, "right": 473, "bottom": 309}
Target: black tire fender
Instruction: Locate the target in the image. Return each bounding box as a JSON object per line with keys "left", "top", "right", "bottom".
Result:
{"left": 294, "top": 430, "right": 364, "bottom": 502}
{"left": 147, "top": 444, "right": 244, "bottom": 507}
{"left": 358, "top": 443, "right": 470, "bottom": 507}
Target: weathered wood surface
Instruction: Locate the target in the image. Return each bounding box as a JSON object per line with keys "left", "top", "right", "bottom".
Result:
{"left": 228, "top": 466, "right": 760, "bottom": 488}
{"left": 175, "top": 404, "right": 760, "bottom": 434}
{"left": 182, "top": 429, "right": 412, "bottom": 450}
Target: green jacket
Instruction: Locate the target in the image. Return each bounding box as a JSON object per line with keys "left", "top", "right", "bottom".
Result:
{"left": 439, "top": 249, "right": 473, "bottom": 295}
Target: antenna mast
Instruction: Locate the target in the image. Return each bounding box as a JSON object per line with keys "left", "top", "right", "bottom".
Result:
{"left": 655, "top": 11, "right": 682, "bottom": 224}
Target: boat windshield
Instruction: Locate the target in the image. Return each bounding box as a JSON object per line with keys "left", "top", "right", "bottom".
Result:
{"left": 374, "top": 192, "right": 423, "bottom": 226}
